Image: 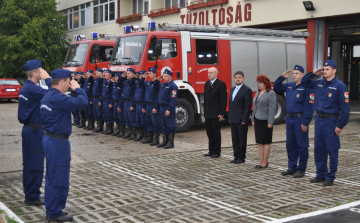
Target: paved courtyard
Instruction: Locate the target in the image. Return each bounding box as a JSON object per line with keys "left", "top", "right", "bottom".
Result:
{"left": 1, "top": 133, "right": 360, "bottom": 222}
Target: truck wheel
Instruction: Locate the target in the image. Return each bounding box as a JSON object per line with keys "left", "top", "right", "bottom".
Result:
{"left": 175, "top": 98, "right": 194, "bottom": 132}
{"left": 274, "top": 94, "right": 286, "bottom": 124}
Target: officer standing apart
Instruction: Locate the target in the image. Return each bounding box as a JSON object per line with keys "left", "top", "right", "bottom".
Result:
{"left": 301, "top": 60, "right": 350, "bottom": 186}
{"left": 228, "top": 71, "right": 252, "bottom": 164}
{"left": 40, "top": 69, "right": 87, "bottom": 222}
{"left": 92, "top": 68, "right": 104, "bottom": 133}
{"left": 157, "top": 70, "right": 178, "bottom": 149}
{"left": 274, "top": 65, "right": 314, "bottom": 178}
{"left": 18, "top": 60, "right": 51, "bottom": 206}
{"left": 204, "top": 67, "right": 227, "bottom": 158}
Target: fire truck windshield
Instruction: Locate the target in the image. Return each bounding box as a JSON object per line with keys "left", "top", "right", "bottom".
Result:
{"left": 63, "top": 43, "right": 89, "bottom": 67}
{"left": 110, "top": 35, "right": 146, "bottom": 65}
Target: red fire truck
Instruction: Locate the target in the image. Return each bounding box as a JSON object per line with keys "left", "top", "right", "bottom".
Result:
{"left": 62, "top": 33, "right": 117, "bottom": 73}
{"left": 109, "top": 23, "right": 309, "bottom": 132}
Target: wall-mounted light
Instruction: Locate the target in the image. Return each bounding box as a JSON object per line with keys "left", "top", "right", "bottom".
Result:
{"left": 303, "top": 1, "right": 316, "bottom": 11}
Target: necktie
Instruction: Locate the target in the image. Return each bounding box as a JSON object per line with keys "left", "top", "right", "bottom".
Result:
{"left": 232, "top": 86, "right": 239, "bottom": 101}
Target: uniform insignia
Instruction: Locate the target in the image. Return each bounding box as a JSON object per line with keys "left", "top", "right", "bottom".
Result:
{"left": 296, "top": 93, "right": 300, "bottom": 98}
{"left": 344, "top": 92, "right": 349, "bottom": 99}
{"left": 325, "top": 62, "right": 328, "bottom": 65}
{"left": 309, "top": 94, "right": 315, "bottom": 103}
{"left": 318, "top": 84, "right": 323, "bottom": 87}
{"left": 345, "top": 99, "right": 349, "bottom": 103}
{"left": 172, "top": 90, "right": 177, "bottom": 95}
{"left": 328, "top": 93, "right": 332, "bottom": 97}
{"left": 296, "top": 67, "right": 298, "bottom": 69}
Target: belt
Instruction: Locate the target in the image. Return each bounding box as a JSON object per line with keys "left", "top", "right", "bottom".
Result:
{"left": 316, "top": 113, "right": 339, "bottom": 119}
{"left": 114, "top": 100, "right": 120, "bottom": 103}
{"left": 124, "top": 99, "right": 132, "bottom": 102}
{"left": 161, "top": 104, "right": 168, "bottom": 107}
{"left": 146, "top": 102, "right": 155, "bottom": 105}
{"left": 94, "top": 96, "right": 101, "bottom": 98}
{"left": 24, "top": 123, "right": 43, "bottom": 133}
{"left": 136, "top": 102, "right": 144, "bottom": 105}
{"left": 287, "top": 113, "right": 304, "bottom": 118}
{"left": 45, "top": 131, "right": 69, "bottom": 139}
{"left": 102, "top": 97, "right": 111, "bottom": 100}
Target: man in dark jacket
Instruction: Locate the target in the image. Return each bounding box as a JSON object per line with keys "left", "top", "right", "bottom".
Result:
{"left": 204, "top": 67, "right": 227, "bottom": 158}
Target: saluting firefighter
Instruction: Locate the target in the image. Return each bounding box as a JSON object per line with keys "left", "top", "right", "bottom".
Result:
{"left": 40, "top": 69, "right": 87, "bottom": 222}
{"left": 18, "top": 60, "right": 51, "bottom": 206}
{"left": 71, "top": 72, "right": 81, "bottom": 127}
{"left": 133, "top": 70, "right": 147, "bottom": 141}
{"left": 274, "top": 65, "right": 314, "bottom": 178}
{"left": 301, "top": 60, "right": 350, "bottom": 186}
{"left": 122, "top": 68, "right": 137, "bottom": 139}
{"left": 139, "top": 67, "right": 162, "bottom": 145}
{"left": 157, "top": 69, "right": 178, "bottom": 149}
{"left": 101, "top": 70, "right": 114, "bottom": 135}
{"left": 83, "top": 70, "right": 95, "bottom": 130}
{"left": 78, "top": 72, "right": 87, "bottom": 128}
{"left": 92, "top": 68, "right": 105, "bottom": 133}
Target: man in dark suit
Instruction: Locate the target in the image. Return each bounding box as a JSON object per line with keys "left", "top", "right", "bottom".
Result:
{"left": 204, "top": 67, "right": 227, "bottom": 158}
{"left": 228, "top": 71, "right": 252, "bottom": 164}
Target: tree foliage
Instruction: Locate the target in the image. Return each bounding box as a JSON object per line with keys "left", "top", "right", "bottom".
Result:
{"left": 0, "top": 0, "right": 69, "bottom": 78}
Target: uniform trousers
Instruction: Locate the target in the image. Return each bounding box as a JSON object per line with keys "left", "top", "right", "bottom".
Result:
{"left": 71, "top": 110, "right": 80, "bottom": 124}
{"left": 124, "top": 101, "right": 136, "bottom": 127}
{"left": 93, "top": 97, "right": 103, "bottom": 121}
{"left": 135, "top": 102, "right": 147, "bottom": 130}
{"left": 22, "top": 126, "right": 44, "bottom": 202}
{"left": 286, "top": 116, "right": 309, "bottom": 172}
{"left": 146, "top": 103, "right": 161, "bottom": 133}
{"left": 80, "top": 108, "right": 86, "bottom": 119}
{"left": 84, "top": 97, "right": 94, "bottom": 119}
{"left": 314, "top": 116, "right": 340, "bottom": 181}
{"left": 114, "top": 102, "right": 126, "bottom": 126}
{"left": 43, "top": 136, "right": 70, "bottom": 218}
{"left": 102, "top": 99, "right": 113, "bottom": 123}
{"left": 160, "top": 106, "right": 176, "bottom": 133}
{"left": 205, "top": 118, "right": 221, "bottom": 156}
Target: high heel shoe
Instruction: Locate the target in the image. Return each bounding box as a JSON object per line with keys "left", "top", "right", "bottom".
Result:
{"left": 266, "top": 162, "right": 269, "bottom": 167}
{"left": 259, "top": 163, "right": 269, "bottom": 169}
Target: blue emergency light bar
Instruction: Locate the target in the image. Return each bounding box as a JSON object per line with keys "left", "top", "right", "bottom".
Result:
{"left": 92, "top": 32, "right": 98, "bottom": 40}
{"left": 149, "top": 22, "right": 156, "bottom": 31}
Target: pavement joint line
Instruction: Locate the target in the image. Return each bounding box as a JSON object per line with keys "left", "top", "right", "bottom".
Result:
{"left": 0, "top": 201, "right": 24, "bottom": 223}
{"left": 221, "top": 153, "right": 360, "bottom": 187}
{"left": 98, "top": 161, "right": 277, "bottom": 222}
{"left": 267, "top": 200, "right": 360, "bottom": 223}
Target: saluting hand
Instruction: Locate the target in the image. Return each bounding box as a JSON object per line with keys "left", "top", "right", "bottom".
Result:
{"left": 282, "top": 69, "right": 292, "bottom": 79}
{"left": 157, "top": 75, "right": 163, "bottom": 82}
{"left": 69, "top": 79, "right": 80, "bottom": 91}
{"left": 144, "top": 72, "right": 149, "bottom": 79}
{"left": 313, "top": 68, "right": 324, "bottom": 75}
{"left": 39, "top": 68, "right": 50, "bottom": 79}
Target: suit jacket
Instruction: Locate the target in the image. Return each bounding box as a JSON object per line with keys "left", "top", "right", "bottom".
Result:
{"left": 228, "top": 84, "right": 252, "bottom": 124}
{"left": 204, "top": 78, "right": 227, "bottom": 119}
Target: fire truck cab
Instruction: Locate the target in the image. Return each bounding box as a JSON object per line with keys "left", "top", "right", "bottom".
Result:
{"left": 109, "top": 23, "right": 309, "bottom": 132}
{"left": 62, "top": 33, "right": 117, "bottom": 73}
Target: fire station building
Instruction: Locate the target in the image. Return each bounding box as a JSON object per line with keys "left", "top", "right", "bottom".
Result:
{"left": 57, "top": 0, "right": 360, "bottom": 99}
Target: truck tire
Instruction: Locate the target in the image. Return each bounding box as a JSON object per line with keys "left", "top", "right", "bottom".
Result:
{"left": 175, "top": 98, "right": 194, "bottom": 132}
{"left": 274, "top": 94, "right": 286, "bottom": 124}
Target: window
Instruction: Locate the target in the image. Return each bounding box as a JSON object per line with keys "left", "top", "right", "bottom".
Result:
{"left": 62, "top": 3, "right": 91, "bottom": 30}
{"left": 0, "top": 80, "right": 20, "bottom": 85}
{"left": 165, "top": 0, "right": 187, "bottom": 8}
{"left": 63, "top": 43, "right": 90, "bottom": 67}
{"left": 196, "top": 39, "right": 218, "bottom": 65}
{"left": 353, "top": 45, "right": 360, "bottom": 57}
{"left": 90, "top": 45, "right": 114, "bottom": 64}
{"left": 132, "top": 0, "right": 148, "bottom": 15}
{"left": 94, "top": 0, "right": 115, "bottom": 24}
{"left": 147, "top": 38, "right": 178, "bottom": 61}
{"left": 111, "top": 35, "right": 147, "bottom": 65}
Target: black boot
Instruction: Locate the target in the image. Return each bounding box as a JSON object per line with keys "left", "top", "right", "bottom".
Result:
{"left": 117, "top": 125, "right": 126, "bottom": 137}
{"left": 105, "top": 123, "right": 114, "bottom": 135}
{"left": 149, "top": 132, "right": 160, "bottom": 146}
{"left": 128, "top": 127, "right": 138, "bottom": 140}
{"left": 140, "top": 131, "right": 153, "bottom": 144}
{"left": 83, "top": 119, "right": 89, "bottom": 129}
{"left": 112, "top": 124, "right": 121, "bottom": 136}
{"left": 92, "top": 121, "right": 100, "bottom": 132}
{"left": 87, "top": 119, "right": 95, "bottom": 130}
{"left": 122, "top": 126, "right": 132, "bottom": 138}
{"left": 93, "top": 121, "right": 103, "bottom": 133}
{"left": 101, "top": 123, "right": 108, "bottom": 134}
{"left": 77, "top": 118, "right": 86, "bottom": 128}
{"left": 134, "top": 129, "right": 144, "bottom": 141}
{"left": 164, "top": 133, "right": 175, "bottom": 149}
{"left": 157, "top": 133, "right": 169, "bottom": 148}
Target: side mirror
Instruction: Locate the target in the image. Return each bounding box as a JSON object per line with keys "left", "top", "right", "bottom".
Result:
{"left": 93, "top": 44, "right": 100, "bottom": 58}
{"left": 155, "top": 39, "right": 162, "bottom": 57}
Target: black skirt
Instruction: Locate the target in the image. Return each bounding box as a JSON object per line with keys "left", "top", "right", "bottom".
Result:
{"left": 254, "top": 118, "right": 273, "bottom": 144}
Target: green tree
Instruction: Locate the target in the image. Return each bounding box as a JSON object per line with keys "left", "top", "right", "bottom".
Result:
{"left": 0, "top": 0, "right": 69, "bottom": 78}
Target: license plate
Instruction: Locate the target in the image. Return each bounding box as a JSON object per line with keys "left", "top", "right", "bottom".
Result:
{"left": 6, "top": 89, "right": 16, "bottom": 91}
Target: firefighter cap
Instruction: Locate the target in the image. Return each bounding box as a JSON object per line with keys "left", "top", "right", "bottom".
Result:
{"left": 324, "top": 60, "right": 337, "bottom": 67}
{"left": 96, "top": 68, "right": 103, "bottom": 72}
{"left": 293, "top": 65, "right": 304, "bottom": 73}
{"left": 148, "top": 67, "right": 156, "bottom": 73}
{"left": 127, "top": 68, "right": 135, "bottom": 73}
{"left": 106, "top": 70, "right": 113, "bottom": 74}
{"left": 23, "top": 60, "right": 42, "bottom": 71}
{"left": 139, "top": 70, "right": 146, "bottom": 75}
{"left": 164, "top": 69, "right": 173, "bottom": 76}
{"left": 87, "top": 69, "right": 94, "bottom": 73}
{"left": 51, "top": 69, "right": 71, "bottom": 79}
{"left": 115, "top": 72, "right": 122, "bottom": 78}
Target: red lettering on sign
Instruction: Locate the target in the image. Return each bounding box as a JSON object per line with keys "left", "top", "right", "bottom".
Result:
{"left": 219, "top": 8, "right": 225, "bottom": 25}
{"left": 193, "top": 12, "right": 198, "bottom": 24}
{"left": 235, "top": 4, "right": 242, "bottom": 23}
{"left": 206, "top": 10, "right": 210, "bottom": 25}
{"left": 226, "top": 6, "right": 233, "bottom": 24}
{"left": 245, "top": 3, "right": 251, "bottom": 21}
{"left": 180, "top": 14, "right": 185, "bottom": 24}
{"left": 187, "top": 12, "right": 192, "bottom": 24}
{"left": 199, "top": 11, "right": 205, "bottom": 25}
{"left": 211, "top": 9, "right": 217, "bottom": 25}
